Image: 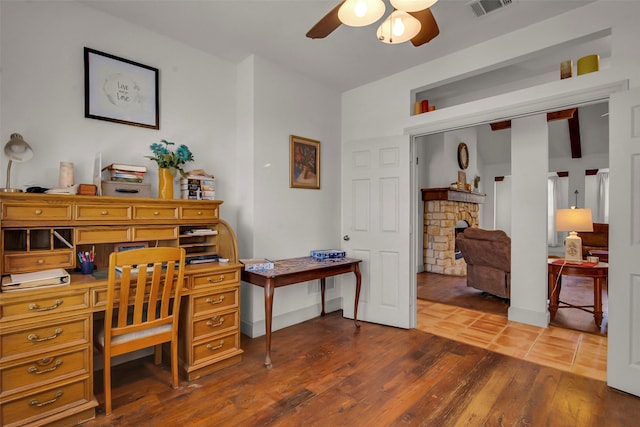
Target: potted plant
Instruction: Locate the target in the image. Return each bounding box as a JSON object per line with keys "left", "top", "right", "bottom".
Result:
{"left": 147, "top": 139, "right": 194, "bottom": 199}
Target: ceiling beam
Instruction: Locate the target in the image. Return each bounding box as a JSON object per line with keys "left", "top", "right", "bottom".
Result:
{"left": 489, "top": 108, "right": 576, "bottom": 131}
{"left": 568, "top": 109, "right": 582, "bottom": 158}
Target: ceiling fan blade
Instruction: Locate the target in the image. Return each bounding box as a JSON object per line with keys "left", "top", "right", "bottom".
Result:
{"left": 306, "top": 1, "right": 346, "bottom": 39}
{"left": 409, "top": 8, "right": 440, "bottom": 47}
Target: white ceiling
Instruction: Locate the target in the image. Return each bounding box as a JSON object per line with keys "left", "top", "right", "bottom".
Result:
{"left": 80, "top": 0, "right": 598, "bottom": 92}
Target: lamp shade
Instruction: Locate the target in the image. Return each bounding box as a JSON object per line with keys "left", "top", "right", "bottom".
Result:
{"left": 338, "top": 0, "right": 386, "bottom": 27}
{"left": 390, "top": 0, "right": 438, "bottom": 12}
{"left": 376, "top": 10, "right": 422, "bottom": 44}
{"left": 555, "top": 208, "right": 593, "bottom": 232}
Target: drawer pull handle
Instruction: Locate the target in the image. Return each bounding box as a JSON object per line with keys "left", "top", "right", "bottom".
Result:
{"left": 205, "top": 296, "right": 224, "bottom": 305}
{"left": 101, "top": 210, "right": 109, "bottom": 215}
{"left": 34, "top": 209, "right": 43, "bottom": 215}
{"left": 37, "top": 259, "right": 44, "bottom": 265}
{"left": 28, "top": 328, "right": 63, "bottom": 342}
{"left": 30, "top": 391, "right": 63, "bottom": 407}
{"left": 197, "top": 211, "right": 203, "bottom": 216}
{"left": 28, "top": 359, "right": 63, "bottom": 374}
{"left": 207, "top": 275, "right": 225, "bottom": 284}
{"left": 206, "top": 316, "right": 224, "bottom": 328}
{"left": 29, "top": 299, "right": 63, "bottom": 311}
{"left": 206, "top": 340, "right": 224, "bottom": 351}
{"left": 154, "top": 211, "right": 160, "bottom": 215}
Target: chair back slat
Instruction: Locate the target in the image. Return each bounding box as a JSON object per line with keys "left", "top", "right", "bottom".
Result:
{"left": 106, "top": 247, "right": 186, "bottom": 341}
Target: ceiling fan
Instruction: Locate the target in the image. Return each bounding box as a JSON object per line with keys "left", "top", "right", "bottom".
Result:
{"left": 306, "top": 0, "right": 440, "bottom": 46}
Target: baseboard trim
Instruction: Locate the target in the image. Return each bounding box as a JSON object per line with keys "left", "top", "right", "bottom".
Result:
{"left": 508, "top": 306, "right": 550, "bottom": 328}
{"left": 241, "top": 297, "right": 342, "bottom": 338}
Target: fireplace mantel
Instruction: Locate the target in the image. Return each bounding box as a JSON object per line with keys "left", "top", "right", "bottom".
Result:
{"left": 421, "top": 187, "right": 486, "bottom": 204}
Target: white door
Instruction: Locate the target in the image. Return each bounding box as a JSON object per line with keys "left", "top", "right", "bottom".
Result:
{"left": 607, "top": 88, "right": 640, "bottom": 396}
{"left": 341, "top": 136, "right": 412, "bottom": 328}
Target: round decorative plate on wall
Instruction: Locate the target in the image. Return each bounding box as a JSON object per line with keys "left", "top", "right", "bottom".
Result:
{"left": 457, "top": 142, "right": 469, "bottom": 170}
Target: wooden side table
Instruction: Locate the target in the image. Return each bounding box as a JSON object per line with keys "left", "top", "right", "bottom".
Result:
{"left": 547, "top": 259, "right": 608, "bottom": 327}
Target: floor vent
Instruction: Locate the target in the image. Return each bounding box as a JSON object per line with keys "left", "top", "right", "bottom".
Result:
{"left": 467, "top": 0, "right": 514, "bottom": 17}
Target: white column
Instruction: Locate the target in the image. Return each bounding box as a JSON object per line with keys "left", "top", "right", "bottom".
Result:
{"left": 508, "top": 114, "right": 550, "bottom": 327}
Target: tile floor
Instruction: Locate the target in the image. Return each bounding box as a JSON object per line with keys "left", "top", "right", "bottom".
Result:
{"left": 417, "top": 299, "right": 607, "bottom": 382}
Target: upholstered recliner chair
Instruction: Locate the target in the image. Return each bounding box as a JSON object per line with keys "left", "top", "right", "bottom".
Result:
{"left": 455, "top": 228, "right": 511, "bottom": 299}
{"left": 578, "top": 222, "right": 608, "bottom": 259}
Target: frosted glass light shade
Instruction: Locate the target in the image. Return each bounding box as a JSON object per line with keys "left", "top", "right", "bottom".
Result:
{"left": 338, "top": 0, "right": 386, "bottom": 27}
{"left": 390, "top": 0, "right": 438, "bottom": 12}
{"left": 377, "top": 10, "right": 421, "bottom": 44}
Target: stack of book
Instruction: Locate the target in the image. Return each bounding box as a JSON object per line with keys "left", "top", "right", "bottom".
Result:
{"left": 180, "top": 169, "right": 215, "bottom": 200}
{"left": 102, "top": 163, "right": 147, "bottom": 183}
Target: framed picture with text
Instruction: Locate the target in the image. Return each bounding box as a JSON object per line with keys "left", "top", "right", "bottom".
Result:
{"left": 84, "top": 47, "right": 159, "bottom": 129}
{"left": 290, "top": 135, "right": 320, "bottom": 189}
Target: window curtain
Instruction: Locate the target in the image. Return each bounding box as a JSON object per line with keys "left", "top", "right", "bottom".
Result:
{"left": 547, "top": 176, "right": 559, "bottom": 246}
{"left": 596, "top": 170, "right": 610, "bottom": 223}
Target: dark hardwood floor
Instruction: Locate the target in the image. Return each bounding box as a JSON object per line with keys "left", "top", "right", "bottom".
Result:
{"left": 83, "top": 310, "right": 638, "bottom": 426}
{"left": 417, "top": 272, "right": 608, "bottom": 335}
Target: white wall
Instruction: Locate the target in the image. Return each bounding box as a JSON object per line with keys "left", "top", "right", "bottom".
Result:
{"left": 240, "top": 56, "right": 342, "bottom": 337}
{"left": 0, "top": 1, "right": 241, "bottom": 226}
{"left": 1, "top": 1, "right": 342, "bottom": 339}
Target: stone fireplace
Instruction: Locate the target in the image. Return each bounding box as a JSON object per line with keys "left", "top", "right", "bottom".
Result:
{"left": 422, "top": 188, "right": 486, "bottom": 276}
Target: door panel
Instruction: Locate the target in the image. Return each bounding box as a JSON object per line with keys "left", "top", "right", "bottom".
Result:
{"left": 341, "top": 136, "right": 411, "bottom": 328}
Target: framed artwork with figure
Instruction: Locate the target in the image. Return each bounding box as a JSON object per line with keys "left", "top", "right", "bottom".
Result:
{"left": 290, "top": 135, "right": 320, "bottom": 189}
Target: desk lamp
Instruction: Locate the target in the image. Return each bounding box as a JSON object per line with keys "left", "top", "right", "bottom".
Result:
{"left": 556, "top": 207, "right": 593, "bottom": 263}
{"left": 1, "top": 133, "right": 33, "bottom": 193}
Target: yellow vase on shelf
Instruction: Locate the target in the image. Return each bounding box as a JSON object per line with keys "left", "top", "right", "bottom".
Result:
{"left": 158, "top": 168, "right": 174, "bottom": 199}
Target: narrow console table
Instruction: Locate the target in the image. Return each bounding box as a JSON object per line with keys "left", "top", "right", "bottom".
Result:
{"left": 241, "top": 256, "right": 362, "bottom": 368}
{"left": 547, "top": 259, "right": 609, "bottom": 328}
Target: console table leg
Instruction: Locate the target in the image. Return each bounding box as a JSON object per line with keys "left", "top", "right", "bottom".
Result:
{"left": 353, "top": 264, "right": 362, "bottom": 328}
{"left": 594, "top": 277, "right": 603, "bottom": 328}
{"left": 264, "top": 279, "right": 274, "bottom": 369}
{"left": 320, "top": 278, "right": 326, "bottom": 316}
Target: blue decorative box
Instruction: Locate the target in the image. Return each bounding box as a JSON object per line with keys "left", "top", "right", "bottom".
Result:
{"left": 310, "top": 249, "right": 346, "bottom": 260}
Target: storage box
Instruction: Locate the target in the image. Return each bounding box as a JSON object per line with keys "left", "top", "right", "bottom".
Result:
{"left": 101, "top": 180, "right": 151, "bottom": 198}
{"left": 310, "top": 249, "right": 346, "bottom": 260}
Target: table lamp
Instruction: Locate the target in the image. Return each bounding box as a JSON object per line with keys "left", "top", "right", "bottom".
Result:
{"left": 1, "top": 133, "right": 34, "bottom": 193}
{"left": 555, "top": 207, "right": 593, "bottom": 263}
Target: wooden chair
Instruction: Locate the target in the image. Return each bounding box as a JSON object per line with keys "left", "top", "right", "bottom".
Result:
{"left": 95, "top": 247, "right": 186, "bottom": 415}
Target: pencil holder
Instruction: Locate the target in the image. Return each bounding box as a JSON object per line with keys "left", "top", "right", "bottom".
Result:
{"left": 80, "top": 261, "right": 94, "bottom": 274}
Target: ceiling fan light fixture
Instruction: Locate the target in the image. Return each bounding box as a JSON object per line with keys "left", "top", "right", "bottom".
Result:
{"left": 390, "top": 0, "right": 438, "bottom": 13}
{"left": 377, "top": 10, "right": 421, "bottom": 44}
{"left": 338, "top": 0, "right": 386, "bottom": 27}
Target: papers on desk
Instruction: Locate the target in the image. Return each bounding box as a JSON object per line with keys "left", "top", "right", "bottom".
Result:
{"left": 1, "top": 268, "right": 70, "bottom": 292}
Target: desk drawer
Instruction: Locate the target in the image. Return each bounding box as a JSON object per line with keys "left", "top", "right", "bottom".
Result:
{"left": 76, "top": 227, "right": 131, "bottom": 244}
{"left": 2, "top": 203, "right": 72, "bottom": 222}
{"left": 0, "top": 376, "right": 91, "bottom": 427}
{"left": 75, "top": 204, "right": 132, "bottom": 221}
{"left": 191, "top": 269, "right": 239, "bottom": 290}
{"left": 133, "top": 226, "right": 178, "bottom": 241}
{"left": 192, "top": 288, "right": 238, "bottom": 316}
{"left": 1, "top": 347, "right": 89, "bottom": 396}
{"left": 192, "top": 330, "right": 239, "bottom": 365}
{"left": 180, "top": 206, "right": 218, "bottom": 221}
{"left": 1, "top": 289, "right": 89, "bottom": 323}
{"left": 192, "top": 309, "right": 238, "bottom": 341}
{"left": 134, "top": 206, "right": 178, "bottom": 220}
{"left": 3, "top": 250, "right": 74, "bottom": 274}
{"left": 1, "top": 317, "right": 89, "bottom": 360}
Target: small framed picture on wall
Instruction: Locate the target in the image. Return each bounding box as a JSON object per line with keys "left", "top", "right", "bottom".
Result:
{"left": 290, "top": 135, "right": 320, "bottom": 189}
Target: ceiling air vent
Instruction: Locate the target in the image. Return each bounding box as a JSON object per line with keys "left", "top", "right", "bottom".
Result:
{"left": 468, "top": 0, "right": 514, "bottom": 17}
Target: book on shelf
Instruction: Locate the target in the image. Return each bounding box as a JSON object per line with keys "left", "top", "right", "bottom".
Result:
{"left": 184, "top": 228, "right": 218, "bottom": 236}
{"left": 1, "top": 268, "right": 70, "bottom": 292}
{"left": 180, "top": 172, "right": 216, "bottom": 200}
{"left": 102, "top": 163, "right": 147, "bottom": 173}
